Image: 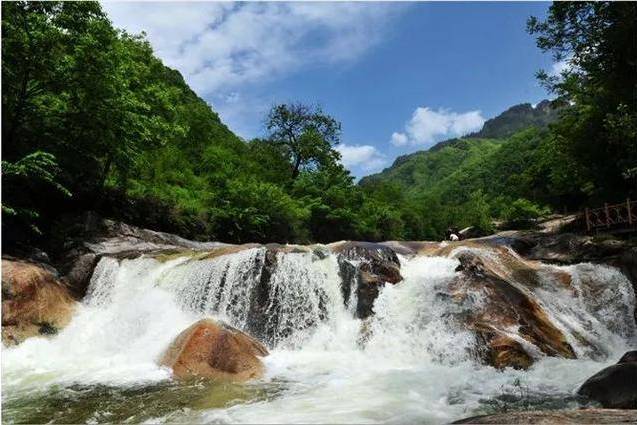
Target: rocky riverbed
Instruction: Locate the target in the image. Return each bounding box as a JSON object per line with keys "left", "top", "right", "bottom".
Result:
{"left": 2, "top": 214, "right": 636, "bottom": 423}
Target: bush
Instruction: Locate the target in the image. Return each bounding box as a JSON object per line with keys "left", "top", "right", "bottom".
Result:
{"left": 504, "top": 198, "right": 548, "bottom": 222}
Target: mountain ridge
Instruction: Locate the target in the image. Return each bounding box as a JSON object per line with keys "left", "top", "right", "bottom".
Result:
{"left": 361, "top": 99, "right": 560, "bottom": 185}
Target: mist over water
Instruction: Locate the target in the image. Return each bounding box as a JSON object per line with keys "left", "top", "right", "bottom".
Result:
{"left": 3, "top": 246, "right": 636, "bottom": 424}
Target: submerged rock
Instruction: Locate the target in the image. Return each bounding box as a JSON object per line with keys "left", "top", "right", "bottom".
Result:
{"left": 159, "top": 319, "right": 269, "bottom": 382}
{"left": 577, "top": 350, "right": 637, "bottom": 409}
{"left": 2, "top": 259, "right": 76, "bottom": 345}
{"left": 453, "top": 408, "right": 637, "bottom": 424}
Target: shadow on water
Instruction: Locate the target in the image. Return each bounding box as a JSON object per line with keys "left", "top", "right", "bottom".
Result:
{"left": 2, "top": 379, "right": 288, "bottom": 424}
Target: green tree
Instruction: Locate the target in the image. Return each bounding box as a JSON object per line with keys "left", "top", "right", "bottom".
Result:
{"left": 265, "top": 103, "right": 342, "bottom": 179}
{"left": 528, "top": 2, "right": 637, "bottom": 201}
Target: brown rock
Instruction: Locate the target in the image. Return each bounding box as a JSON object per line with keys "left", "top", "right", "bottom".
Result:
{"left": 479, "top": 333, "right": 533, "bottom": 370}
{"left": 2, "top": 259, "right": 76, "bottom": 345}
{"left": 159, "top": 319, "right": 269, "bottom": 382}
{"left": 453, "top": 408, "right": 637, "bottom": 424}
{"left": 451, "top": 250, "right": 576, "bottom": 369}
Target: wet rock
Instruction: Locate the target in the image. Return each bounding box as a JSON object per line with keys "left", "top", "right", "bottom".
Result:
{"left": 577, "top": 350, "right": 637, "bottom": 409}
{"left": 52, "top": 213, "right": 232, "bottom": 297}
{"left": 475, "top": 333, "right": 533, "bottom": 370}
{"left": 61, "top": 252, "right": 98, "bottom": 297}
{"left": 450, "top": 250, "right": 576, "bottom": 369}
{"left": 2, "top": 259, "right": 76, "bottom": 345}
{"left": 159, "top": 319, "right": 269, "bottom": 382}
{"left": 453, "top": 408, "right": 637, "bottom": 424}
{"left": 245, "top": 248, "right": 278, "bottom": 342}
{"left": 332, "top": 242, "right": 402, "bottom": 319}
{"left": 619, "top": 350, "right": 637, "bottom": 363}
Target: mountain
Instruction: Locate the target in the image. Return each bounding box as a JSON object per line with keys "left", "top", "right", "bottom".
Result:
{"left": 360, "top": 100, "right": 560, "bottom": 186}
{"left": 468, "top": 99, "right": 559, "bottom": 139}
{"left": 355, "top": 100, "right": 570, "bottom": 237}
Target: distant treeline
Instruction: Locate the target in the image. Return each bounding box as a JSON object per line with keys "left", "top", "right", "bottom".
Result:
{"left": 2, "top": 2, "right": 636, "bottom": 249}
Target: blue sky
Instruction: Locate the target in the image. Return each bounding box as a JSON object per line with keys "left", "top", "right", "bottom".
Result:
{"left": 104, "top": 2, "right": 558, "bottom": 178}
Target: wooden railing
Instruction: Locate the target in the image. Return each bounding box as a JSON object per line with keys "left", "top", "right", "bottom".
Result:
{"left": 584, "top": 199, "right": 637, "bottom": 233}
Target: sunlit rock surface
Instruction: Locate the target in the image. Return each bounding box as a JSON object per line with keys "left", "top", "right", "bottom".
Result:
{"left": 2, "top": 259, "right": 76, "bottom": 345}
{"left": 453, "top": 408, "right": 637, "bottom": 424}
{"left": 159, "top": 319, "right": 268, "bottom": 382}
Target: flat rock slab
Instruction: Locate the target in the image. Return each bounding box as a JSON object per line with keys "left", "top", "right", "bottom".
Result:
{"left": 453, "top": 409, "right": 637, "bottom": 424}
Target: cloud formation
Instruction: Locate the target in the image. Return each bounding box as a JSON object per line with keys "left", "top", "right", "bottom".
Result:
{"left": 336, "top": 143, "right": 386, "bottom": 173}
{"left": 390, "top": 107, "right": 485, "bottom": 148}
{"left": 390, "top": 132, "right": 408, "bottom": 147}
{"left": 549, "top": 57, "right": 574, "bottom": 77}
{"left": 103, "top": 2, "right": 399, "bottom": 97}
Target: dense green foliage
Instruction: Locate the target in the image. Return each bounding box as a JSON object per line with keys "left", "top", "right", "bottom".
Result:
{"left": 2, "top": 1, "right": 635, "bottom": 248}
{"left": 360, "top": 129, "right": 559, "bottom": 235}
{"left": 1, "top": 1, "right": 405, "bottom": 246}
{"left": 528, "top": 2, "right": 637, "bottom": 202}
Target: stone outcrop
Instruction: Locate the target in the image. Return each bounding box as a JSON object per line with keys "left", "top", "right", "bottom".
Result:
{"left": 331, "top": 241, "right": 403, "bottom": 318}
{"left": 450, "top": 249, "right": 575, "bottom": 369}
{"left": 52, "top": 212, "right": 232, "bottom": 296}
{"left": 159, "top": 319, "right": 269, "bottom": 382}
{"left": 453, "top": 408, "right": 637, "bottom": 424}
{"left": 577, "top": 350, "right": 637, "bottom": 409}
{"left": 2, "top": 259, "right": 76, "bottom": 345}
{"left": 491, "top": 231, "right": 637, "bottom": 321}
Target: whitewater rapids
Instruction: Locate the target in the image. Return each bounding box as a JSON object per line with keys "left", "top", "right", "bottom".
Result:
{"left": 2, "top": 246, "right": 636, "bottom": 423}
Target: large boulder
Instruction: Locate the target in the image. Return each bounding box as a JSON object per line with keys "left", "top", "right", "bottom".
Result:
{"left": 159, "top": 319, "right": 269, "bottom": 382}
{"left": 451, "top": 249, "right": 576, "bottom": 369}
{"left": 332, "top": 242, "right": 402, "bottom": 318}
{"left": 453, "top": 408, "right": 637, "bottom": 424}
{"left": 577, "top": 350, "right": 637, "bottom": 409}
{"left": 2, "top": 259, "right": 76, "bottom": 345}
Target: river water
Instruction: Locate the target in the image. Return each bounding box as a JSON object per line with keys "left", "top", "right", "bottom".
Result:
{"left": 3, "top": 247, "right": 635, "bottom": 423}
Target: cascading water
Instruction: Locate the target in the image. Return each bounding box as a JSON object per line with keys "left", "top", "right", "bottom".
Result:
{"left": 3, "top": 245, "right": 636, "bottom": 424}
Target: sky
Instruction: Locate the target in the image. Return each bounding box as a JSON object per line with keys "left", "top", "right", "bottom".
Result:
{"left": 103, "top": 1, "right": 559, "bottom": 178}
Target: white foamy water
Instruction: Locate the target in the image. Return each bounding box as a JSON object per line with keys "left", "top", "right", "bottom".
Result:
{"left": 2, "top": 247, "right": 636, "bottom": 424}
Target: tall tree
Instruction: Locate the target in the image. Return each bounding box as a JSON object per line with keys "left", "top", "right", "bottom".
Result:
{"left": 265, "top": 103, "right": 342, "bottom": 179}
{"left": 528, "top": 2, "right": 637, "bottom": 201}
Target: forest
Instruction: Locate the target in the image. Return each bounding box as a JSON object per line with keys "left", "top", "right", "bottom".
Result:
{"left": 2, "top": 1, "right": 636, "bottom": 248}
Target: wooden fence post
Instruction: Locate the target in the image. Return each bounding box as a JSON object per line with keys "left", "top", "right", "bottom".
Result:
{"left": 605, "top": 203, "right": 610, "bottom": 228}
{"left": 585, "top": 207, "right": 591, "bottom": 232}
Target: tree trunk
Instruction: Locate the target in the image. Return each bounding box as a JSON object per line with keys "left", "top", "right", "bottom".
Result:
{"left": 291, "top": 156, "right": 302, "bottom": 180}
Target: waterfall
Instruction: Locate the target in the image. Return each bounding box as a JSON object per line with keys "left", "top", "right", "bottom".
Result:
{"left": 3, "top": 244, "right": 636, "bottom": 424}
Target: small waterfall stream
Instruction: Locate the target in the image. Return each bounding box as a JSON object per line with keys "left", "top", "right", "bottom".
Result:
{"left": 2, "top": 245, "right": 636, "bottom": 424}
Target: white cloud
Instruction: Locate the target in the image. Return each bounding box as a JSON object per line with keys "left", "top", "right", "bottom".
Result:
{"left": 549, "top": 56, "right": 575, "bottom": 77}
{"left": 336, "top": 143, "right": 386, "bottom": 173}
{"left": 102, "top": 2, "right": 405, "bottom": 139}
{"left": 390, "top": 132, "right": 408, "bottom": 147}
{"left": 549, "top": 59, "right": 571, "bottom": 77}
{"left": 390, "top": 107, "right": 485, "bottom": 148}
{"left": 103, "top": 2, "right": 401, "bottom": 96}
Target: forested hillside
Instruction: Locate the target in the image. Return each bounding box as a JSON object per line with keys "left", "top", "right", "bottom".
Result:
{"left": 359, "top": 102, "right": 567, "bottom": 234}
{"left": 1, "top": 2, "right": 408, "bottom": 247}
{"left": 362, "top": 2, "right": 637, "bottom": 237}
{"left": 2, "top": 1, "right": 636, "bottom": 249}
